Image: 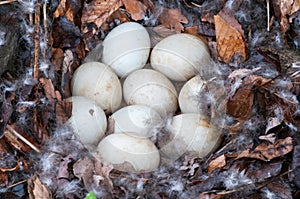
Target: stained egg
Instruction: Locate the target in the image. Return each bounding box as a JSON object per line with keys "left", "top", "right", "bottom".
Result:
{"left": 71, "top": 62, "right": 122, "bottom": 114}
{"left": 66, "top": 96, "right": 107, "bottom": 146}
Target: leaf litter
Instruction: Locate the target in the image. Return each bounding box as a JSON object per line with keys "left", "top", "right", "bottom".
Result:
{"left": 0, "top": 0, "right": 300, "bottom": 198}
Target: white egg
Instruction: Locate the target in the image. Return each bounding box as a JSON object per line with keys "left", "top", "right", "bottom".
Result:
{"left": 111, "top": 105, "right": 161, "bottom": 138}
{"left": 179, "top": 76, "right": 205, "bottom": 113}
{"left": 71, "top": 62, "right": 122, "bottom": 114}
{"left": 160, "top": 113, "right": 221, "bottom": 163}
{"left": 123, "top": 69, "right": 178, "bottom": 116}
{"left": 102, "top": 22, "right": 151, "bottom": 77}
{"left": 151, "top": 33, "right": 212, "bottom": 81}
{"left": 97, "top": 133, "right": 160, "bottom": 173}
{"left": 66, "top": 96, "right": 107, "bottom": 146}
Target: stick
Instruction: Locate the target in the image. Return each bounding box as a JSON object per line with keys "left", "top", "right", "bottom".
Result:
{"left": 34, "top": 2, "right": 40, "bottom": 80}
{"left": 6, "top": 125, "right": 40, "bottom": 153}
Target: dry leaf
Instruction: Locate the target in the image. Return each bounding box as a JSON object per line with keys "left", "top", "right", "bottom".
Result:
{"left": 39, "top": 78, "right": 72, "bottom": 124}
{"left": 237, "top": 137, "right": 294, "bottom": 161}
{"left": 73, "top": 156, "right": 95, "bottom": 190}
{"left": 158, "top": 8, "right": 188, "bottom": 32}
{"left": 208, "top": 154, "right": 226, "bottom": 173}
{"left": 214, "top": 9, "right": 247, "bottom": 63}
{"left": 184, "top": 26, "right": 207, "bottom": 43}
{"left": 53, "top": 0, "right": 77, "bottom": 22}
{"left": 271, "top": 0, "right": 300, "bottom": 34}
{"left": 28, "top": 176, "right": 51, "bottom": 199}
{"left": 122, "top": 0, "right": 147, "bottom": 21}
{"left": 147, "top": 25, "right": 177, "bottom": 47}
{"left": 81, "top": 0, "right": 123, "bottom": 34}
{"left": 225, "top": 75, "right": 270, "bottom": 121}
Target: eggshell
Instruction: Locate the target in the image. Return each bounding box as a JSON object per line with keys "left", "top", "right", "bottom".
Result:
{"left": 150, "top": 33, "right": 212, "bottom": 81}
{"left": 160, "top": 113, "right": 221, "bottom": 163}
{"left": 102, "top": 22, "right": 151, "bottom": 77}
{"left": 97, "top": 133, "right": 160, "bottom": 173}
{"left": 123, "top": 69, "right": 178, "bottom": 116}
{"left": 66, "top": 96, "right": 107, "bottom": 146}
{"left": 178, "top": 76, "right": 205, "bottom": 113}
{"left": 71, "top": 62, "right": 122, "bottom": 114}
{"left": 111, "top": 105, "right": 161, "bottom": 138}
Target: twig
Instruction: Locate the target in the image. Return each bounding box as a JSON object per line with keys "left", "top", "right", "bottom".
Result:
{"left": 6, "top": 179, "right": 28, "bottom": 189}
{"left": 6, "top": 125, "right": 40, "bottom": 153}
{"left": 267, "top": 0, "right": 270, "bottom": 31}
{"left": 43, "top": 2, "right": 48, "bottom": 60}
{"left": 0, "top": 0, "right": 17, "bottom": 5}
{"left": 34, "top": 2, "right": 41, "bottom": 80}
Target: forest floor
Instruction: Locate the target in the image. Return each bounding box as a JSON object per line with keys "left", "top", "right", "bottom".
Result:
{"left": 0, "top": 0, "right": 300, "bottom": 198}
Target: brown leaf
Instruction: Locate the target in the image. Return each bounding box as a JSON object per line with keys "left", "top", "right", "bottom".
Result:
{"left": 53, "top": 0, "right": 75, "bottom": 22}
{"left": 28, "top": 176, "right": 51, "bottom": 199}
{"left": 122, "top": 0, "right": 147, "bottom": 21}
{"left": 214, "top": 9, "right": 247, "bottom": 63}
{"left": 271, "top": 0, "right": 300, "bottom": 34}
{"left": 261, "top": 179, "right": 293, "bottom": 199}
{"left": 147, "top": 25, "right": 177, "bottom": 47}
{"left": 39, "top": 78, "right": 72, "bottom": 124}
{"left": 225, "top": 75, "right": 270, "bottom": 121}
{"left": 158, "top": 8, "right": 188, "bottom": 32}
{"left": 51, "top": 48, "right": 64, "bottom": 72}
{"left": 208, "top": 154, "right": 226, "bottom": 173}
{"left": 81, "top": 0, "right": 123, "bottom": 34}
{"left": 73, "top": 156, "right": 95, "bottom": 190}
{"left": 184, "top": 26, "right": 208, "bottom": 43}
{"left": 237, "top": 137, "right": 294, "bottom": 161}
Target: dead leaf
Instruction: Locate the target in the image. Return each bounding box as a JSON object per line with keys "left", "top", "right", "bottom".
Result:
{"left": 184, "top": 26, "right": 207, "bottom": 43}
{"left": 259, "top": 133, "right": 277, "bottom": 144}
{"left": 247, "top": 161, "right": 282, "bottom": 180}
{"left": 265, "top": 117, "right": 283, "bottom": 135}
{"left": 271, "top": 0, "right": 300, "bottom": 34}
{"left": 147, "top": 25, "right": 177, "bottom": 47}
{"left": 261, "top": 179, "right": 293, "bottom": 199}
{"left": 158, "top": 8, "right": 188, "bottom": 32}
{"left": 237, "top": 137, "right": 294, "bottom": 161}
{"left": 81, "top": 0, "right": 123, "bottom": 34}
{"left": 225, "top": 75, "right": 270, "bottom": 121}
{"left": 122, "top": 0, "right": 147, "bottom": 21}
{"left": 39, "top": 78, "right": 72, "bottom": 124}
{"left": 208, "top": 154, "right": 226, "bottom": 173}
{"left": 289, "top": 145, "right": 300, "bottom": 188}
{"left": 51, "top": 48, "right": 64, "bottom": 72}
{"left": 214, "top": 9, "right": 247, "bottom": 63}
{"left": 73, "top": 156, "right": 95, "bottom": 190}
{"left": 53, "top": 0, "right": 81, "bottom": 22}
{"left": 28, "top": 176, "right": 51, "bottom": 199}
